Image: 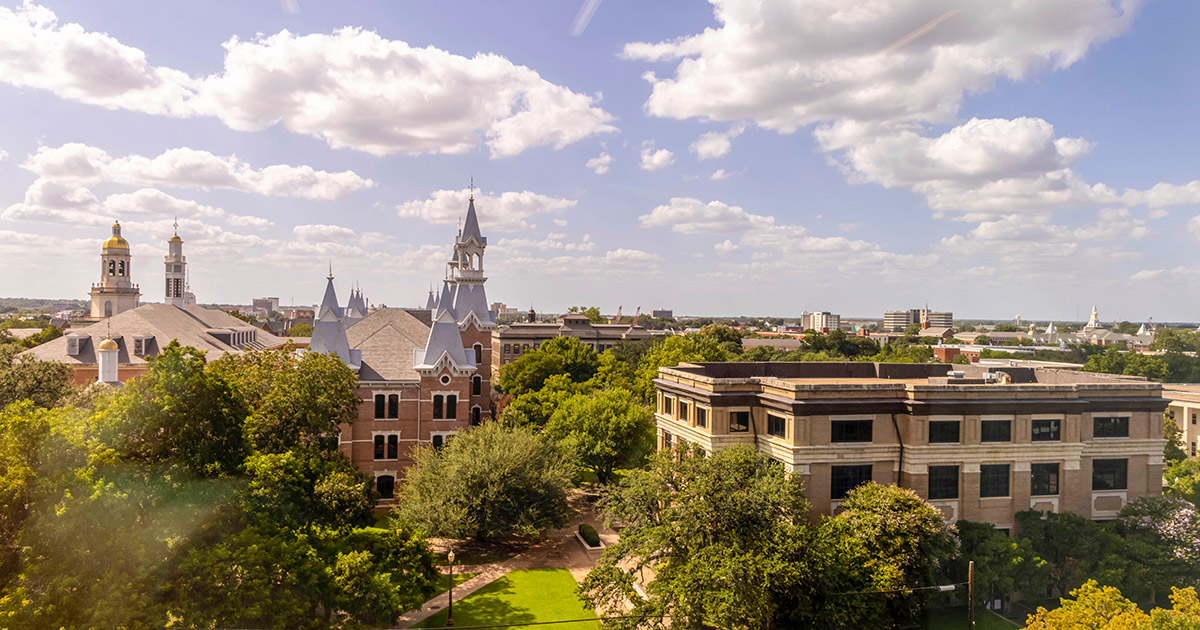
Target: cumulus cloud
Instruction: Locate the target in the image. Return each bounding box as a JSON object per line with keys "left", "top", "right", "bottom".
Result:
{"left": 293, "top": 223, "right": 357, "bottom": 243}
{"left": 690, "top": 124, "right": 744, "bottom": 160}
{"left": 714, "top": 239, "right": 739, "bottom": 255}
{"left": 0, "top": 149, "right": 8, "bottom": 161}
{"left": 495, "top": 248, "right": 663, "bottom": 276}
{"left": 397, "top": 188, "right": 577, "bottom": 232}
{"left": 22, "top": 143, "right": 374, "bottom": 200}
{"left": 0, "top": 3, "right": 615, "bottom": 157}
{"left": 497, "top": 233, "right": 596, "bottom": 252}
{"left": 639, "top": 144, "right": 675, "bottom": 171}
{"left": 586, "top": 152, "right": 613, "bottom": 174}
{"left": 710, "top": 168, "right": 731, "bottom": 180}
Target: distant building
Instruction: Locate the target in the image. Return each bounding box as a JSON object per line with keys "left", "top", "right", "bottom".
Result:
{"left": 654, "top": 361, "right": 1168, "bottom": 527}
{"left": 1163, "top": 384, "right": 1200, "bottom": 459}
{"left": 883, "top": 308, "right": 952, "bottom": 332}
{"left": 651, "top": 309, "right": 674, "bottom": 319}
{"left": 489, "top": 302, "right": 520, "bottom": 319}
{"left": 801, "top": 311, "right": 840, "bottom": 332}
{"left": 253, "top": 297, "right": 281, "bottom": 314}
{"left": 492, "top": 313, "right": 654, "bottom": 377}
{"left": 88, "top": 222, "right": 141, "bottom": 320}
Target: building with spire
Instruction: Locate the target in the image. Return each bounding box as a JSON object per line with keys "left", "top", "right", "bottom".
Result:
{"left": 89, "top": 221, "right": 141, "bottom": 319}
{"left": 1084, "top": 305, "right": 1103, "bottom": 332}
{"left": 164, "top": 222, "right": 188, "bottom": 307}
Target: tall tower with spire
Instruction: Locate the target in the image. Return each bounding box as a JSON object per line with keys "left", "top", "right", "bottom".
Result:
{"left": 446, "top": 189, "right": 495, "bottom": 425}
{"left": 89, "top": 221, "right": 141, "bottom": 319}
{"left": 164, "top": 220, "right": 187, "bottom": 307}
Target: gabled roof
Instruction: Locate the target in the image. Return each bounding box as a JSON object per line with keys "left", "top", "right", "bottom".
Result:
{"left": 414, "top": 309, "right": 474, "bottom": 374}
{"left": 317, "top": 275, "right": 342, "bottom": 319}
{"left": 452, "top": 282, "right": 495, "bottom": 329}
{"left": 460, "top": 198, "right": 486, "bottom": 246}
{"left": 347, "top": 308, "right": 432, "bottom": 381}
{"left": 435, "top": 280, "right": 456, "bottom": 320}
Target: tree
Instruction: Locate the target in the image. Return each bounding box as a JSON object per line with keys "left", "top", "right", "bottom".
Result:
{"left": 954, "top": 520, "right": 1050, "bottom": 607}
{"left": 289, "top": 322, "right": 314, "bottom": 337}
{"left": 1165, "top": 458, "right": 1200, "bottom": 506}
{"left": 633, "top": 335, "right": 729, "bottom": 402}
{"left": 1025, "top": 580, "right": 1200, "bottom": 630}
{"left": 1117, "top": 496, "right": 1200, "bottom": 605}
{"left": 495, "top": 337, "right": 600, "bottom": 397}
{"left": 499, "top": 373, "right": 587, "bottom": 428}
{"left": 1164, "top": 411, "right": 1187, "bottom": 463}
{"left": 1082, "top": 347, "right": 1168, "bottom": 381}
{"left": 974, "top": 334, "right": 993, "bottom": 345}
{"left": 1016, "top": 509, "right": 1129, "bottom": 598}
{"left": 544, "top": 388, "right": 655, "bottom": 484}
{"left": 1113, "top": 321, "right": 1140, "bottom": 335}
{"left": 567, "top": 306, "right": 606, "bottom": 324}
{"left": 394, "top": 422, "right": 575, "bottom": 540}
{"left": 0, "top": 346, "right": 73, "bottom": 409}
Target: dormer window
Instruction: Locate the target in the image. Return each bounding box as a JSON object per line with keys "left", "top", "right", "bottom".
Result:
{"left": 66, "top": 337, "right": 81, "bottom": 356}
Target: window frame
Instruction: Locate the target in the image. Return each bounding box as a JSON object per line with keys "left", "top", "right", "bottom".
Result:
{"left": 446, "top": 395, "right": 458, "bottom": 419}
{"left": 677, "top": 400, "right": 689, "bottom": 422}
{"left": 981, "top": 419, "right": 1012, "bottom": 443}
{"left": 928, "top": 420, "right": 960, "bottom": 444}
{"left": 831, "top": 464, "right": 873, "bottom": 500}
{"left": 387, "top": 394, "right": 399, "bottom": 419}
{"left": 1093, "top": 416, "right": 1129, "bottom": 438}
{"left": 1031, "top": 462, "right": 1060, "bottom": 496}
{"left": 472, "top": 375, "right": 482, "bottom": 396}
{"left": 979, "top": 464, "right": 1011, "bottom": 498}
{"left": 1092, "top": 458, "right": 1128, "bottom": 491}
{"left": 376, "top": 475, "right": 395, "bottom": 499}
{"left": 927, "top": 465, "right": 959, "bottom": 500}
{"left": 696, "top": 407, "right": 708, "bottom": 429}
{"left": 387, "top": 434, "right": 398, "bottom": 459}
{"left": 831, "top": 419, "right": 873, "bottom": 443}
{"left": 432, "top": 395, "right": 444, "bottom": 420}
{"left": 729, "top": 411, "right": 750, "bottom": 433}
{"left": 767, "top": 413, "right": 786, "bottom": 438}
{"left": 1031, "top": 419, "right": 1061, "bottom": 442}
{"left": 373, "top": 435, "right": 385, "bottom": 460}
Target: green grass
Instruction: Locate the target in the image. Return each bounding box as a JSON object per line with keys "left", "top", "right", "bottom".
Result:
{"left": 437, "top": 571, "right": 477, "bottom": 594}
{"left": 434, "top": 550, "right": 514, "bottom": 566}
{"left": 923, "top": 607, "right": 1021, "bottom": 630}
{"left": 415, "top": 568, "right": 598, "bottom": 629}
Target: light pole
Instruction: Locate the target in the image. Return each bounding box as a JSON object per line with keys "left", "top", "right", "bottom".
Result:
{"left": 446, "top": 549, "right": 456, "bottom": 626}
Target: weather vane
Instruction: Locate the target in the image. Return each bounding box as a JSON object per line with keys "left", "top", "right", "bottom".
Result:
{"left": 469, "top": 175, "right": 475, "bottom": 201}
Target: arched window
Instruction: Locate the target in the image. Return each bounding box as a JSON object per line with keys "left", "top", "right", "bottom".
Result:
{"left": 118, "top": 261, "right": 125, "bottom": 276}
{"left": 446, "top": 395, "right": 458, "bottom": 419}
{"left": 473, "top": 343, "right": 483, "bottom": 364}
{"left": 472, "top": 376, "right": 482, "bottom": 396}
{"left": 108, "top": 260, "right": 115, "bottom": 276}
{"left": 432, "top": 395, "right": 444, "bottom": 419}
{"left": 374, "top": 394, "right": 385, "bottom": 418}
{"left": 471, "top": 406, "right": 481, "bottom": 426}
{"left": 387, "top": 394, "right": 399, "bottom": 419}
{"left": 376, "top": 475, "right": 395, "bottom": 499}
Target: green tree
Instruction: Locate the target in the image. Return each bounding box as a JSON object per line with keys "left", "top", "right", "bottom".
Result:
{"left": 567, "top": 305, "right": 606, "bottom": 324}
{"left": 395, "top": 422, "right": 575, "bottom": 540}
{"left": 1082, "top": 347, "right": 1169, "bottom": 381}
{"left": 1016, "top": 509, "right": 1129, "bottom": 597}
{"left": 1117, "top": 496, "right": 1200, "bottom": 605}
{"left": 499, "top": 373, "right": 587, "bottom": 428}
{"left": 0, "top": 346, "right": 73, "bottom": 409}
{"left": 495, "top": 336, "right": 600, "bottom": 397}
{"left": 289, "top": 322, "right": 315, "bottom": 337}
{"left": 1025, "top": 580, "right": 1200, "bottom": 629}
{"left": 1164, "top": 411, "right": 1187, "bottom": 463}
{"left": 544, "top": 388, "right": 654, "bottom": 484}
{"left": 1165, "top": 458, "right": 1200, "bottom": 505}
{"left": 633, "top": 334, "right": 729, "bottom": 402}
{"left": 1113, "top": 321, "right": 1140, "bottom": 335}
{"left": 954, "top": 520, "right": 1051, "bottom": 607}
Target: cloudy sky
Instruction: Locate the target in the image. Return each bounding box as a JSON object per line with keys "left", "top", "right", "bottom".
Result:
{"left": 0, "top": 0, "right": 1197, "bottom": 321}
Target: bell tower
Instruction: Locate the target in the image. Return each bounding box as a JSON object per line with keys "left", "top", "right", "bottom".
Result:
{"left": 89, "top": 221, "right": 141, "bottom": 319}
{"left": 164, "top": 220, "right": 187, "bottom": 307}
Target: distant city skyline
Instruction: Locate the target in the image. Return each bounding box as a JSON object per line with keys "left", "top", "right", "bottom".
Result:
{"left": 1, "top": 1, "right": 1198, "bottom": 320}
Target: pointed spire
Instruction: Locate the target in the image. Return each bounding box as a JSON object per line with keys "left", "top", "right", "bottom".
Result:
{"left": 436, "top": 280, "right": 456, "bottom": 319}
{"left": 461, "top": 195, "right": 484, "bottom": 244}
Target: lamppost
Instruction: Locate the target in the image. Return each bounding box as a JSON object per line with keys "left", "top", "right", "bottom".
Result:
{"left": 446, "top": 549, "right": 456, "bottom": 626}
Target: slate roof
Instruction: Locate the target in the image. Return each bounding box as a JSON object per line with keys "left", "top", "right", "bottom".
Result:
{"left": 24, "top": 303, "right": 285, "bottom": 365}
{"left": 346, "top": 308, "right": 432, "bottom": 381}
{"left": 460, "top": 198, "right": 486, "bottom": 245}
{"left": 414, "top": 309, "right": 474, "bottom": 374}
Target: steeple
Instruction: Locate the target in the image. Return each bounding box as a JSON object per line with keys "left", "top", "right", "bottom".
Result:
{"left": 310, "top": 270, "right": 359, "bottom": 370}
{"left": 460, "top": 197, "right": 485, "bottom": 246}
{"left": 164, "top": 226, "right": 187, "bottom": 308}
{"left": 447, "top": 193, "right": 494, "bottom": 329}
{"left": 89, "top": 221, "right": 140, "bottom": 319}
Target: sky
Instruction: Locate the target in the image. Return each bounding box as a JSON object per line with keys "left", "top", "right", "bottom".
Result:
{"left": 0, "top": 0, "right": 1198, "bottom": 322}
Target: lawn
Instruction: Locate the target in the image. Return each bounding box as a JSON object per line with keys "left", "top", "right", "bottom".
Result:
{"left": 923, "top": 607, "right": 1022, "bottom": 629}
{"left": 415, "top": 568, "right": 599, "bottom": 629}
{"left": 437, "top": 571, "right": 478, "bottom": 594}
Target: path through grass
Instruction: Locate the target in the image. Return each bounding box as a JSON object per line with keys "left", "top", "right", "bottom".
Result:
{"left": 415, "top": 568, "right": 598, "bottom": 629}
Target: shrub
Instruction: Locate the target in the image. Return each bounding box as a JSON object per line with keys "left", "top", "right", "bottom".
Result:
{"left": 578, "top": 523, "right": 601, "bottom": 548}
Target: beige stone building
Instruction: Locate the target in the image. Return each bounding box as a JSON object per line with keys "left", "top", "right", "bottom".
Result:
{"left": 1163, "top": 384, "right": 1200, "bottom": 459}
{"left": 654, "top": 362, "right": 1167, "bottom": 529}
{"left": 490, "top": 313, "right": 654, "bottom": 377}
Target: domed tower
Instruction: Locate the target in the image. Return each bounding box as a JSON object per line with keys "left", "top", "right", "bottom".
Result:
{"left": 164, "top": 221, "right": 187, "bottom": 308}
{"left": 89, "top": 221, "right": 141, "bottom": 318}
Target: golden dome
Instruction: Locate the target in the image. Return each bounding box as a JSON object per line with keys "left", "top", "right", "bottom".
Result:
{"left": 97, "top": 338, "right": 119, "bottom": 351}
{"left": 169, "top": 235, "right": 182, "bottom": 243}
{"left": 103, "top": 236, "right": 129, "bottom": 249}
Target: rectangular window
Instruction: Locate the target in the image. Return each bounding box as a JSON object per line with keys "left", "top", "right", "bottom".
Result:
{"left": 1031, "top": 463, "right": 1060, "bottom": 496}
{"left": 1093, "top": 417, "right": 1129, "bottom": 438}
{"left": 432, "top": 395, "right": 444, "bottom": 420}
{"left": 387, "top": 435, "right": 398, "bottom": 459}
{"left": 928, "top": 421, "right": 960, "bottom": 444}
{"left": 432, "top": 434, "right": 444, "bottom": 448}
{"left": 387, "top": 394, "right": 399, "bottom": 419}
{"left": 696, "top": 407, "right": 708, "bottom": 429}
{"left": 446, "top": 395, "right": 458, "bottom": 419}
{"left": 1092, "top": 458, "right": 1128, "bottom": 490}
{"left": 374, "top": 394, "right": 385, "bottom": 419}
{"left": 928, "top": 465, "right": 959, "bottom": 500}
{"left": 677, "top": 401, "right": 689, "bottom": 422}
{"left": 831, "top": 465, "right": 872, "bottom": 500}
{"left": 979, "top": 464, "right": 1010, "bottom": 498}
{"left": 831, "top": 419, "right": 872, "bottom": 443}
{"left": 1032, "top": 419, "right": 1061, "bottom": 442}
{"left": 767, "top": 414, "right": 786, "bottom": 438}
{"left": 373, "top": 435, "right": 385, "bottom": 460}
{"left": 981, "top": 420, "right": 1012, "bottom": 443}
{"left": 663, "top": 431, "right": 673, "bottom": 449}
{"left": 472, "top": 377, "right": 481, "bottom": 396}
{"left": 1192, "top": 441, "right": 1197, "bottom": 457}
{"left": 729, "top": 411, "right": 749, "bottom": 433}
{"left": 504, "top": 343, "right": 511, "bottom": 354}
{"left": 662, "top": 397, "right": 673, "bottom": 416}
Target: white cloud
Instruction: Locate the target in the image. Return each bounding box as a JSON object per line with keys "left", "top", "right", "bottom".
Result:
{"left": 838, "top": 222, "right": 862, "bottom": 232}
{"left": 293, "top": 224, "right": 356, "bottom": 243}
{"left": 1188, "top": 214, "right": 1200, "bottom": 240}
{"left": 624, "top": 0, "right": 1138, "bottom": 132}
{"left": 397, "top": 188, "right": 577, "bottom": 232}
{"left": 639, "top": 197, "right": 775, "bottom": 234}
{"left": 714, "top": 239, "right": 739, "bottom": 254}
{"left": 0, "top": 148, "right": 8, "bottom": 161}
{"left": 227, "top": 214, "right": 274, "bottom": 229}
{"left": 1073, "top": 208, "right": 1148, "bottom": 241}
{"left": 497, "top": 233, "right": 597, "bottom": 253}
{"left": 22, "top": 143, "right": 373, "bottom": 200}
{"left": 690, "top": 124, "right": 744, "bottom": 160}
{"left": 586, "top": 152, "right": 612, "bottom": 174}
{"left": 639, "top": 144, "right": 675, "bottom": 171}
{"left": 104, "top": 188, "right": 224, "bottom": 218}
{"left": 0, "top": 4, "right": 615, "bottom": 157}
{"left": 710, "top": 168, "right": 731, "bottom": 180}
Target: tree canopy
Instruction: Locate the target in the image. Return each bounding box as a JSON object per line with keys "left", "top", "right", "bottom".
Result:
{"left": 544, "top": 388, "right": 654, "bottom": 484}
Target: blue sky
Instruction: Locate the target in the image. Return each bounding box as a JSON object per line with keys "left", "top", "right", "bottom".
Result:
{"left": 0, "top": 0, "right": 1197, "bottom": 322}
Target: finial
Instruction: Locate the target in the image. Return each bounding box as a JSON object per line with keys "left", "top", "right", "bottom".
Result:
{"left": 173, "top": 216, "right": 178, "bottom": 236}
{"left": 327, "top": 261, "right": 333, "bottom": 280}
{"left": 469, "top": 175, "right": 475, "bottom": 201}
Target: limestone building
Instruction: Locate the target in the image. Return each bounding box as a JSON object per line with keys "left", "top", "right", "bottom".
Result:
{"left": 653, "top": 361, "right": 1167, "bottom": 528}
{"left": 89, "top": 221, "right": 141, "bottom": 319}
{"left": 491, "top": 313, "right": 654, "bottom": 378}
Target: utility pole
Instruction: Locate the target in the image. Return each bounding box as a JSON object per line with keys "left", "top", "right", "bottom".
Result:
{"left": 968, "top": 560, "right": 975, "bottom": 629}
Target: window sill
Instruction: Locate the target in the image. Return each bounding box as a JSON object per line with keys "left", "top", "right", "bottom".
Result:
{"left": 432, "top": 418, "right": 459, "bottom": 422}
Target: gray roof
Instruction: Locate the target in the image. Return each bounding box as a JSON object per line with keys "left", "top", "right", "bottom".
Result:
{"left": 310, "top": 276, "right": 358, "bottom": 368}
{"left": 435, "top": 280, "right": 456, "bottom": 320}
{"left": 452, "top": 282, "right": 494, "bottom": 328}
{"left": 425, "top": 289, "right": 437, "bottom": 310}
{"left": 24, "top": 303, "right": 285, "bottom": 365}
{"left": 460, "top": 198, "right": 486, "bottom": 246}
{"left": 347, "top": 308, "right": 432, "bottom": 381}
{"left": 414, "top": 309, "right": 474, "bottom": 374}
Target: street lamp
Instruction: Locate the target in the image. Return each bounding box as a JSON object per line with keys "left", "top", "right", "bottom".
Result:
{"left": 446, "top": 549, "right": 456, "bottom": 627}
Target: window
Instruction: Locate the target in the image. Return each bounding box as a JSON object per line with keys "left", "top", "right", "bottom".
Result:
{"left": 471, "top": 406, "right": 481, "bottom": 426}
{"left": 980, "top": 464, "right": 1010, "bottom": 498}
{"left": 387, "top": 435, "right": 398, "bottom": 459}
{"left": 662, "top": 397, "right": 673, "bottom": 416}
{"left": 388, "top": 394, "right": 399, "bottom": 419}
{"left": 1192, "top": 441, "right": 1197, "bottom": 457}
{"left": 504, "top": 343, "right": 511, "bottom": 354}
{"left": 118, "top": 261, "right": 125, "bottom": 276}
{"left": 432, "top": 395, "right": 444, "bottom": 420}
{"left": 1093, "top": 417, "right": 1129, "bottom": 438}
{"left": 831, "top": 419, "right": 872, "bottom": 443}
{"left": 981, "top": 420, "right": 1012, "bottom": 442}
{"left": 1031, "top": 463, "right": 1059, "bottom": 496}
{"left": 677, "top": 401, "right": 689, "bottom": 422}
{"left": 376, "top": 475, "right": 395, "bottom": 499}
{"left": 108, "top": 260, "right": 115, "bottom": 275}
{"left": 831, "top": 465, "right": 872, "bottom": 500}
{"left": 1192, "top": 413, "right": 1196, "bottom": 425}
{"left": 1032, "top": 419, "right": 1061, "bottom": 442}
{"left": 1092, "top": 458, "right": 1128, "bottom": 490}
{"left": 432, "top": 434, "right": 444, "bottom": 448}
{"left": 928, "top": 465, "right": 958, "bottom": 500}
{"left": 696, "top": 407, "right": 708, "bottom": 429}
{"left": 104, "top": 301, "right": 112, "bottom": 317}
{"left": 729, "top": 411, "right": 749, "bottom": 433}
{"left": 446, "top": 395, "right": 458, "bottom": 419}
{"left": 373, "top": 435, "right": 385, "bottom": 460}
{"left": 767, "top": 414, "right": 786, "bottom": 438}
{"left": 929, "top": 420, "right": 960, "bottom": 444}
{"left": 472, "top": 376, "right": 482, "bottom": 396}
{"left": 474, "top": 344, "right": 483, "bottom": 364}
{"left": 663, "top": 431, "right": 673, "bottom": 449}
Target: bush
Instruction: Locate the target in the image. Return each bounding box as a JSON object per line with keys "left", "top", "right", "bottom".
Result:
{"left": 578, "top": 523, "right": 601, "bottom": 548}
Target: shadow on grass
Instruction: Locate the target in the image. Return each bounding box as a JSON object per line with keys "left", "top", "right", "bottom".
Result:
{"left": 415, "top": 579, "right": 535, "bottom": 629}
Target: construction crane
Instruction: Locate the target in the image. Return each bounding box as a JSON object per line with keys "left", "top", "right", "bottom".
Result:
{"left": 611, "top": 305, "right": 622, "bottom": 324}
